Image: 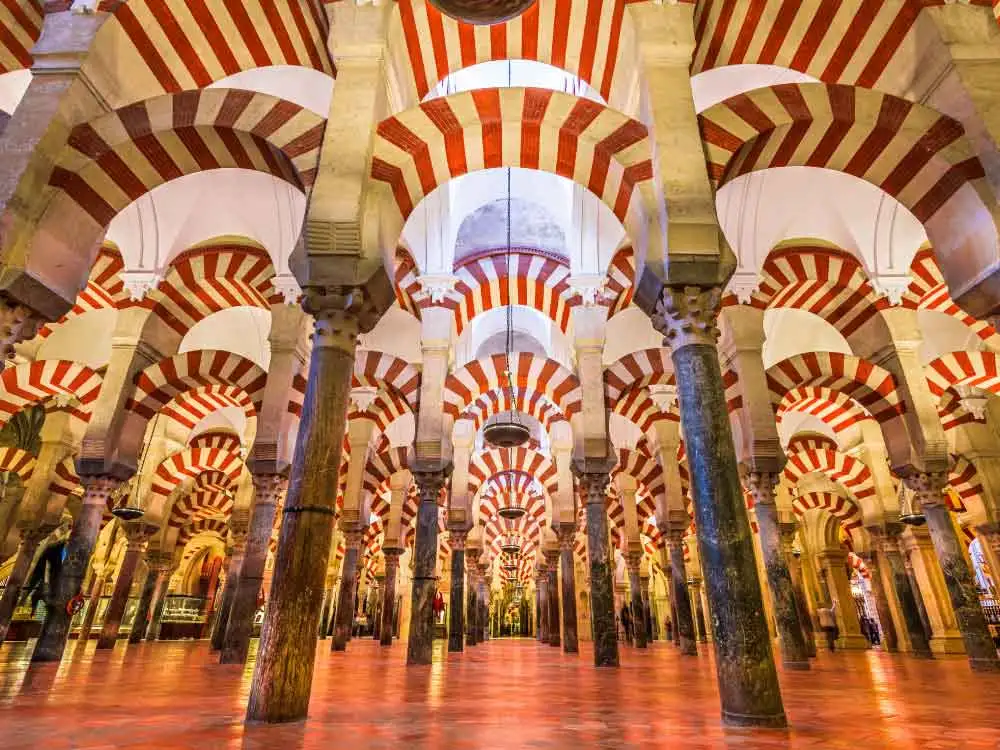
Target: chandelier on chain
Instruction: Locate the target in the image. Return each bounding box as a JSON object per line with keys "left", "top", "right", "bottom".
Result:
{"left": 428, "top": 0, "right": 536, "bottom": 27}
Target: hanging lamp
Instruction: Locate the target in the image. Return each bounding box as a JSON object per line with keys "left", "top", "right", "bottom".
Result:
{"left": 427, "top": 0, "right": 535, "bottom": 28}
{"left": 497, "top": 474, "right": 527, "bottom": 520}
{"left": 483, "top": 166, "right": 530, "bottom": 450}
{"left": 898, "top": 483, "right": 926, "bottom": 527}
{"left": 500, "top": 531, "right": 521, "bottom": 555}
{"left": 111, "top": 415, "right": 158, "bottom": 521}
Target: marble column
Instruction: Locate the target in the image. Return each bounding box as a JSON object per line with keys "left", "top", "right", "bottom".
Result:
{"left": 0, "top": 526, "right": 50, "bottom": 644}
{"left": 447, "top": 530, "right": 467, "bottom": 652}
{"left": 128, "top": 558, "right": 159, "bottom": 644}
{"left": 665, "top": 531, "right": 697, "bottom": 655}
{"left": 211, "top": 518, "right": 249, "bottom": 650}
{"left": 875, "top": 526, "right": 932, "bottom": 657}
{"left": 906, "top": 473, "right": 999, "bottom": 671}
{"left": 478, "top": 577, "right": 489, "bottom": 642}
{"left": 406, "top": 466, "right": 450, "bottom": 665}
{"left": 97, "top": 523, "right": 153, "bottom": 649}
{"left": 640, "top": 577, "right": 653, "bottom": 643}
{"left": 221, "top": 478, "right": 281, "bottom": 664}
{"left": 544, "top": 549, "right": 561, "bottom": 648}
{"left": 77, "top": 566, "right": 109, "bottom": 643}
{"left": 556, "top": 524, "right": 579, "bottom": 653}
{"left": 651, "top": 286, "right": 785, "bottom": 727}
{"left": 331, "top": 526, "right": 362, "bottom": 652}
{"left": 573, "top": 463, "right": 619, "bottom": 667}
{"left": 318, "top": 585, "right": 333, "bottom": 641}
{"left": 859, "top": 548, "right": 898, "bottom": 653}
{"left": 747, "top": 474, "right": 810, "bottom": 669}
{"left": 691, "top": 579, "right": 709, "bottom": 643}
{"left": 536, "top": 570, "right": 549, "bottom": 643}
{"left": 32, "top": 477, "right": 115, "bottom": 661}
{"left": 467, "top": 572, "right": 479, "bottom": 646}
{"left": 145, "top": 564, "right": 173, "bottom": 641}
{"left": 780, "top": 523, "right": 816, "bottom": 657}
{"left": 381, "top": 548, "right": 402, "bottom": 646}
{"left": 624, "top": 552, "right": 647, "bottom": 648}
{"left": 246, "top": 288, "right": 365, "bottom": 724}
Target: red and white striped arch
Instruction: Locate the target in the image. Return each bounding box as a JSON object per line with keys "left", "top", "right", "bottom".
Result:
{"left": 611, "top": 445, "right": 664, "bottom": 509}
{"left": 159, "top": 384, "right": 259, "bottom": 432}
{"left": 188, "top": 429, "right": 243, "bottom": 453}
{"left": 604, "top": 348, "right": 672, "bottom": 405}
{"left": 448, "top": 248, "right": 579, "bottom": 334}
{"left": 129, "top": 243, "right": 281, "bottom": 338}
{"left": 902, "top": 246, "right": 1000, "bottom": 347}
{"left": 51, "top": 89, "right": 325, "bottom": 229}
{"left": 603, "top": 245, "right": 634, "bottom": 318}
{"left": 394, "top": 247, "right": 422, "bottom": 319}
{"left": 0, "top": 360, "right": 104, "bottom": 430}
{"left": 167, "top": 487, "right": 235, "bottom": 529}
{"left": 749, "top": 241, "right": 889, "bottom": 340}
{"left": 444, "top": 353, "right": 582, "bottom": 420}
{"left": 349, "top": 389, "right": 413, "bottom": 438}
{"left": 38, "top": 244, "right": 128, "bottom": 339}
{"left": 468, "top": 447, "right": 558, "bottom": 499}
{"left": 85, "top": 0, "right": 333, "bottom": 105}
{"left": 151, "top": 442, "right": 244, "bottom": 504}
{"left": 949, "top": 455, "right": 982, "bottom": 512}
{"left": 371, "top": 88, "right": 655, "bottom": 240}
{"left": 784, "top": 448, "right": 877, "bottom": 502}
{"left": 48, "top": 456, "right": 81, "bottom": 501}
{"left": 394, "top": 0, "right": 630, "bottom": 104}
{"left": 767, "top": 352, "right": 904, "bottom": 424}
{"left": 690, "top": 0, "right": 965, "bottom": 91}
{"left": 128, "top": 350, "right": 267, "bottom": 421}
{"left": 699, "top": 83, "right": 989, "bottom": 227}
{"left": 178, "top": 516, "right": 229, "bottom": 547}
{"left": 774, "top": 385, "right": 873, "bottom": 434}
{"left": 792, "top": 490, "right": 864, "bottom": 540}
{"left": 786, "top": 432, "right": 839, "bottom": 455}
{"left": 0, "top": 0, "right": 40, "bottom": 75}
{"left": 926, "top": 351, "right": 1000, "bottom": 406}
{"left": 457, "top": 386, "right": 567, "bottom": 434}
{"left": 0, "top": 446, "right": 34, "bottom": 482}
{"left": 362, "top": 446, "right": 411, "bottom": 499}
{"left": 611, "top": 385, "right": 677, "bottom": 435}
{"left": 353, "top": 351, "right": 421, "bottom": 411}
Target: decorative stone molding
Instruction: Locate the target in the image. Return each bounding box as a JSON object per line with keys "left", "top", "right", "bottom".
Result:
{"left": 342, "top": 525, "right": 364, "bottom": 548}
{"left": 648, "top": 383, "right": 678, "bottom": 413}
{"left": 448, "top": 528, "right": 468, "bottom": 551}
{"left": 119, "top": 270, "right": 162, "bottom": 302}
{"left": 725, "top": 274, "right": 758, "bottom": 305}
{"left": 555, "top": 524, "right": 576, "bottom": 551}
{"left": 251, "top": 474, "right": 286, "bottom": 506}
{"left": 271, "top": 274, "right": 303, "bottom": 305}
{"left": 349, "top": 386, "right": 379, "bottom": 412}
{"left": 80, "top": 475, "right": 118, "bottom": 506}
{"left": 744, "top": 470, "right": 780, "bottom": 507}
{"left": 417, "top": 274, "right": 459, "bottom": 305}
{"left": 902, "top": 471, "right": 950, "bottom": 509}
{"left": 302, "top": 286, "right": 369, "bottom": 353}
{"left": 0, "top": 301, "right": 41, "bottom": 362}
{"left": 567, "top": 274, "right": 608, "bottom": 307}
{"left": 412, "top": 464, "right": 452, "bottom": 505}
{"left": 650, "top": 286, "right": 723, "bottom": 349}
{"left": 872, "top": 276, "right": 911, "bottom": 306}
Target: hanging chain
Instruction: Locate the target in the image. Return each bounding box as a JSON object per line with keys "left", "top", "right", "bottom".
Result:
{"left": 505, "top": 166, "right": 519, "bottom": 427}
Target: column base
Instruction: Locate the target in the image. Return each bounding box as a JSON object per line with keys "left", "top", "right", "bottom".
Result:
{"left": 679, "top": 636, "right": 697, "bottom": 656}
{"left": 930, "top": 634, "right": 966, "bottom": 655}
{"left": 970, "top": 656, "right": 1000, "bottom": 672}
{"left": 722, "top": 710, "right": 788, "bottom": 729}
{"left": 781, "top": 659, "right": 810, "bottom": 671}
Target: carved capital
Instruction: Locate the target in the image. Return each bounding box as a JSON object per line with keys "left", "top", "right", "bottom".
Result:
{"left": 555, "top": 523, "right": 576, "bottom": 551}
{"left": 413, "top": 464, "right": 452, "bottom": 505}
{"left": 80, "top": 475, "right": 118, "bottom": 507}
{"left": 252, "top": 474, "right": 287, "bottom": 507}
{"left": 342, "top": 524, "right": 364, "bottom": 548}
{"left": 123, "top": 522, "right": 157, "bottom": 550}
{"left": 571, "top": 466, "right": 611, "bottom": 506}
{"left": 623, "top": 549, "right": 642, "bottom": 572}
{"left": 744, "top": 470, "right": 779, "bottom": 508}
{"left": 448, "top": 528, "right": 468, "bottom": 551}
{"left": 902, "top": 471, "right": 950, "bottom": 509}
{"left": 650, "top": 285, "right": 722, "bottom": 349}
{"left": 0, "top": 300, "right": 41, "bottom": 361}
{"left": 302, "top": 286, "right": 369, "bottom": 353}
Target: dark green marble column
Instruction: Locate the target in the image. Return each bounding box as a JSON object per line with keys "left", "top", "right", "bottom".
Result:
{"left": 556, "top": 525, "right": 579, "bottom": 654}
{"left": 221, "top": 480, "right": 281, "bottom": 664}
{"left": 381, "top": 548, "right": 401, "bottom": 646}
{"left": 32, "top": 478, "right": 114, "bottom": 661}
{"left": 625, "top": 552, "right": 647, "bottom": 648}
{"left": 652, "top": 286, "right": 785, "bottom": 727}
{"left": 406, "top": 466, "right": 450, "bottom": 665}
{"left": 447, "top": 530, "right": 467, "bottom": 652}
{"left": 331, "top": 528, "right": 362, "bottom": 652}
{"left": 876, "top": 526, "right": 932, "bottom": 657}
{"left": 467, "top": 571, "right": 479, "bottom": 646}
{"left": 780, "top": 523, "right": 816, "bottom": 657}
{"left": 572, "top": 461, "right": 618, "bottom": 667}
{"left": 906, "top": 473, "right": 999, "bottom": 671}
{"left": 246, "top": 292, "right": 365, "bottom": 724}
{"left": 666, "top": 531, "right": 697, "bottom": 655}
{"left": 749, "top": 476, "right": 810, "bottom": 670}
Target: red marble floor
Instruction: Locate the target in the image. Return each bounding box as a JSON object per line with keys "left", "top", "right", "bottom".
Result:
{"left": 0, "top": 637, "right": 997, "bottom": 749}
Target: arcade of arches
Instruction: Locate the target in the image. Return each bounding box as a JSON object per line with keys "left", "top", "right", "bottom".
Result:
{"left": 1, "top": 0, "right": 1000, "bottom": 746}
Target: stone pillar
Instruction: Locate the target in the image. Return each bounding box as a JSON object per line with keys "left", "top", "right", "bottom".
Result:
{"left": 906, "top": 473, "right": 999, "bottom": 671}
{"left": 221, "top": 477, "right": 281, "bottom": 664}
{"left": 331, "top": 526, "right": 362, "bottom": 651}
{"left": 77, "top": 565, "right": 109, "bottom": 643}
{"left": 859, "top": 548, "right": 898, "bottom": 653}
{"left": 875, "top": 526, "right": 933, "bottom": 657}
{"left": 478, "top": 575, "right": 489, "bottom": 642}
{"left": 97, "top": 523, "right": 153, "bottom": 649}
{"left": 32, "top": 477, "right": 115, "bottom": 661}
{"left": 245, "top": 287, "right": 368, "bottom": 724}
{"left": 556, "top": 525, "right": 579, "bottom": 653}
{"left": 573, "top": 463, "right": 619, "bottom": 667}
{"left": 536, "top": 569, "right": 549, "bottom": 643}
{"left": 211, "top": 516, "right": 249, "bottom": 650}
{"left": 650, "top": 286, "right": 785, "bottom": 727}
{"left": 0, "top": 526, "right": 50, "bottom": 644}
{"left": 691, "top": 578, "right": 710, "bottom": 643}
{"left": 816, "top": 550, "right": 866, "bottom": 649}
{"left": 380, "top": 548, "right": 402, "bottom": 646}
{"left": 665, "top": 530, "right": 697, "bottom": 655}
{"left": 746, "top": 473, "right": 810, "bottom": 670}
{"left": 447, "top": 529, "right": 467, "bottom": 652}
{"left": 406, "top": 465, "right": 450, "bottom": 665}
{"left": 779, "top": 523, "right": 816, "bottom": 657}
{"left": 467, "top": 571, "right": 479, "bottom": 647}
{"left": 128, "top": 556, "right": 159, "bottom": 645}
{"left": 624, "top": 551, "right": 647, "bottom": 648}
{"left": 640, "top": 572, "right": 652, "bottom": 644}
{"left": 544, "top": 548, "right": 561, "bottom": 648}
{"left": 144, "top": 562, "right": 173, "bottom": 641}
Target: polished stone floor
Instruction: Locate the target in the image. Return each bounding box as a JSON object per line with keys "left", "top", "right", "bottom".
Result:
{"left": 0, "top": 637, "right": 997, "bottom": 749}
